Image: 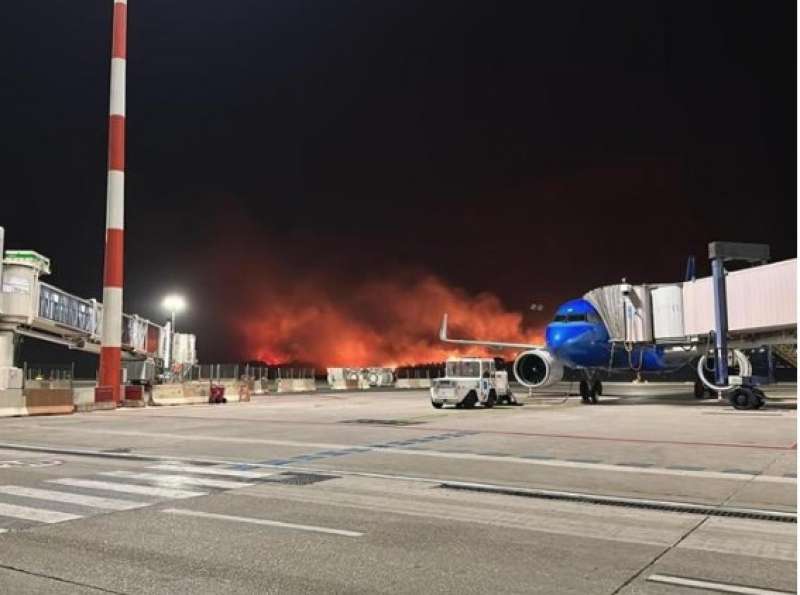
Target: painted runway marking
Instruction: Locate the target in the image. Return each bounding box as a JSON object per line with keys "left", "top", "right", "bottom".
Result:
{"left": 147, "top": 463, "right": 273, "bottom": 479}
{"left": 0, "top": 438, "right": 793, "bottom": 484}
{"left": 100, "top": 471, "right": 253, "bottom": 490}
{"left": 0, "top": 485, "right": 145, "bottom": 511}
{"left": 647, "top": 573, "right": 793, "bottom": 594}
{"left": 49, "top": 478, "right": 207, "bottom": 500}
{"left": 161, "top": 508, "right": 363, "bottom": 537}
{"left": 0, "top": 502, "right": 81, "bottom": 524}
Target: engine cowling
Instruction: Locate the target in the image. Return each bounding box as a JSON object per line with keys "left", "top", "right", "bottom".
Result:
{"left": 513, "top": 349, "right": 564, "bottom": 388}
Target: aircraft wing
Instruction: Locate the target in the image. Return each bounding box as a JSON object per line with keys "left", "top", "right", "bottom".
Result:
{"left": 439, "top": 314, "right": 543, "bottom": 350}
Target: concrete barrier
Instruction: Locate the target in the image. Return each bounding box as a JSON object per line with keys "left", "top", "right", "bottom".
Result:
{"left": 0, "top": 389, "right": 27, "bottom": 417}
{"left": 71, "top": 384, "right": 117, "bottom": 412}
{"left": 395, "top": 378, "right": 432, "bottom": 389}
{"left": 24, "top": 388, "right": 74, "bottom": 416}
{"left": 150, "top": 381, "right": 253, "bottom": 405}
{"left": 218, "top": 380, "right": 252, "bottom": 403}
{"left": 151, "top": 383, "right": 208, "bottom": 406}
{"left": 275, "top": 378, "right": 316, "bottom": 393}
{"left": 122, "top": 385, "right": 147, "bottom": 408}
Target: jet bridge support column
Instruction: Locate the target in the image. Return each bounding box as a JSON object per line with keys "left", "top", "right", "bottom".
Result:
{"left": 711, "top": 257, "right": 729, "bottom": 387}
{"left": 707, "top": 242, "right": 770, "bottom": 404}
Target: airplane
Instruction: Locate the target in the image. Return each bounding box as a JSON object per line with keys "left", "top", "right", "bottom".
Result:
{"left": 439, "top": 297, "right": 698, "bottom": 404}
{"left": 440, "top": 248, "right": 795, "bottom": 410}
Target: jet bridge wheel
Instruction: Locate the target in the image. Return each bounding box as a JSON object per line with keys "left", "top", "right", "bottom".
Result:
{"left": 729, "top": 387, "right": 765, "bottom": 411}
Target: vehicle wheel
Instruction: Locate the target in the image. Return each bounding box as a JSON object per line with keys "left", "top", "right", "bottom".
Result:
{"left": 590, "top": 380, "right": 601, "bottom": 403}
{"left": 463, "top": 391, "right": 478, "bottom": 409}
{"left": 484, "top": 390, "right": 497, "bottom": 408}
{"left": 752, "top": 388, "right": 767, "bottom": 410}
{"left": 730, "top": 387, "right": 759, "bottom": 410}
{"left": 579, "top": 380, "right": 591, "bottom": 404}
{"left": 431, "top": 401, "right": 444, "bottom": 409}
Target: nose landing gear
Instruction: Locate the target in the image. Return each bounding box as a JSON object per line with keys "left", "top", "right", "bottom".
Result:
{"left": 579, "top": 374, "right": 602, "bottom": 404}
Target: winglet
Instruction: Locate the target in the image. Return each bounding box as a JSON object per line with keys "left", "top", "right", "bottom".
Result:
{"left": 439, "top": 313, "right": 449, "bottom": 341}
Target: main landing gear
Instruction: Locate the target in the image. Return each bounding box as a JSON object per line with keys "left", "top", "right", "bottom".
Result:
{"left": 579, "top": 372, "right": 602, "bottom": 404}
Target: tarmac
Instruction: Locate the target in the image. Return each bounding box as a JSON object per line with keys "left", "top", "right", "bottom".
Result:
{"left": 0, "top": 382, "right": 795, "bottom": 594}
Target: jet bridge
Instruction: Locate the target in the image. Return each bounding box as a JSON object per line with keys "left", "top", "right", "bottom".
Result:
{"left": 0, "top": 250, "right": 166, "bottom": 360}
{"left": 584, "top": 257, "right": 796, "bottom": 348}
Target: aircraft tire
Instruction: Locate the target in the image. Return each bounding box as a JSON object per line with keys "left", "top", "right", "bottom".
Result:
{"left": 590, "top": 380, "right": 602, "bottom": 403}
{"left": 579, "top": 380, "right": 591, "bottom": 404}
{"left": 431, "top": 401, "right": 444, "bottom": 409}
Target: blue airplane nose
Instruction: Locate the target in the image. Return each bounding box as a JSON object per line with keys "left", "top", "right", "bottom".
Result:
{"left": 546, "top": 324, "right": 592, "bottom": 357}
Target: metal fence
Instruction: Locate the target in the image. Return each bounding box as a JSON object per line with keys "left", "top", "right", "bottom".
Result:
{"left": 395, "top": 364, "right": 444, "bottom": 379}
{"left": 22, "top": 363, "right": 74, "bottom": 388}
{"left": 177, "top": 364, "right": 315, "bottom": 382}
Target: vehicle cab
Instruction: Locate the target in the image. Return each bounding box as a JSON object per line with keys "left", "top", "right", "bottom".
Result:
{"left": 430, "top": 357, "right": 513, "bottom": 409}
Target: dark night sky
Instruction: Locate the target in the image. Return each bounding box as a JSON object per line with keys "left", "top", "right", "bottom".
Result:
{"left": 2, "top": 1, "right": 796, "bottom": 365}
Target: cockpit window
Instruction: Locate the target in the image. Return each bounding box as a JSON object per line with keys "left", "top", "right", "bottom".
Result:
{"left": 554, "top": 313, "right": 588, "bottom": 323}
{"left": 565, "top": 313, "right": 587, "bottom": 322}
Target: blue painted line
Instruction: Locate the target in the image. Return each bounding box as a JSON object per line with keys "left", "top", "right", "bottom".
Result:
{"left": 616, "top": 462, "right": 655, "bottom": 468}
{"left": 666, "top": 465, "right": 706, "bottom": 471}
{"left": 721, "top": 469, "right": 761, "bottom": 475}
{"left": 523, "top": 455, "right": 555, "bottom": 460}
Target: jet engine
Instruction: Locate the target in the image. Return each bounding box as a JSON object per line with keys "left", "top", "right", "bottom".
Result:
{"left": 513, "top": 349, "right": 564, "bottom": 388}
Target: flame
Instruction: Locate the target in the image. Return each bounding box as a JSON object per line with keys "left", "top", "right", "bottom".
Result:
{"left": 237, "top": 274, "right": 542, "bottom": 368}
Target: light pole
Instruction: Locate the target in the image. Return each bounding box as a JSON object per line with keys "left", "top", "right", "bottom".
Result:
{"left": 162, "top": 294, "right": 186, "bottom": 371}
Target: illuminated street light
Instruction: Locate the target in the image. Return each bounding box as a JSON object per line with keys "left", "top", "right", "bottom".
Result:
{"left": 162, "top": 294, "right": 187, "bottom": 330}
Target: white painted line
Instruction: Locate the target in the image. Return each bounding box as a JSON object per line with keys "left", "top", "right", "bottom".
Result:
{"left": 100, "top": 471, "right": 253, "bottom": 490}
{"left": 647, "top": 574, "right": 793, "bottom": 594}
{"left": 162, "top": 508, "right": 363, "bottom": 537}
{"left": 49, "top": 478, "right": 206, "bottom": 500}
{"left": 147, "top": 463, "right": 273, "bottom": 479}
{"left": 0, "top": 502, "right": 81, "bottom": 524}
{"left": 0, "top": 485, "right": 146, "bottom": 511}
{"left": 3, "top": 432, "right": 793, "bottom": 484}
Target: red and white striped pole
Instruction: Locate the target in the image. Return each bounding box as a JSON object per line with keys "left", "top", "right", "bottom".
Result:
{"left": 98, "top": 0, "right": 127, "bottom": 403}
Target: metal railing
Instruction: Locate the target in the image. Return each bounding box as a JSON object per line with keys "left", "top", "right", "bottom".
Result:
{"left": 22, "top": 362, "right": 74, "bottom": 389}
